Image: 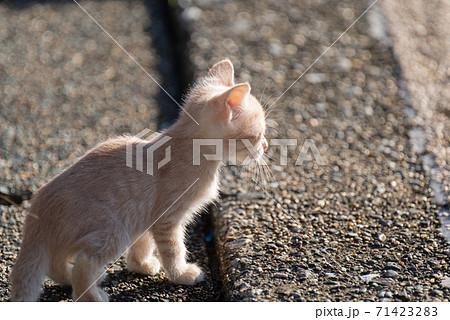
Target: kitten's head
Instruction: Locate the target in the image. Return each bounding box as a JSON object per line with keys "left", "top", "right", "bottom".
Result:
{"left": 180, "top": 59, "right": 267, "bottom": 163}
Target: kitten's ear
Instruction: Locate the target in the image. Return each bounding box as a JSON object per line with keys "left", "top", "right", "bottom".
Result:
{"left": 226, "top": 83, "right": 250, "bottom": 109}
{"left": 215, "top": 83, "right": 251, "bottom": 121}
{"left": 209, "top": 59, "right": 234, "bottom": 86}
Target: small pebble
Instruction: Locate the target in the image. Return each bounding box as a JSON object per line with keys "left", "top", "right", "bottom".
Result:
{"left": 378, "top": 233, "right": 387, "bottom": 242}
{"left": 384, "top": 270, "right": 399, "bottom": 279}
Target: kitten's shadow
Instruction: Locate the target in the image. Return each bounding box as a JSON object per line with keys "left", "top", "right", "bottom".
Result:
{"left": 38, "top": 270, "right": 168, "bottom": 302}
{"left": 40, "top": 282, "right": 72, "bottom": 302}
{"left": 105, "top": 269, "right": 182, "bottom": 302}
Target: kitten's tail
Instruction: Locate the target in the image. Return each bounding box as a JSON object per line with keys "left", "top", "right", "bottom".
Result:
{"left": 10, "top": 234, "right": 49, "bottom": 302}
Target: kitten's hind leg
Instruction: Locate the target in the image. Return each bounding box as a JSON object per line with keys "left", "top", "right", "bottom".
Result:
{"left": 71, "top": 228, "right": 130, "bottom": 302}
{"left": 49, "top": 255, "right": 73, "bottom": 286}
{"left": 152, "top": 222, "right": 204, "bottom": 285}
{"left": 71, "top": 252, "right": 108, "bottom": 302}
{"left": 126, "top": 231, "right": 160, "bottom": 275}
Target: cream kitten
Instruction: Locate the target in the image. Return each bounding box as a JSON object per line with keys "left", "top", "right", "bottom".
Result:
{"left": 10, "top": 60, "right": 267, "bottom": 302}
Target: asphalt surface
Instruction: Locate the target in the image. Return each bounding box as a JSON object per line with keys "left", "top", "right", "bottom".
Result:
{"left": 381, "top": 0, "right": 449, "bottom": 206}
{"left": 380, "top": 0, "right": 450, "bottom": 243}
{"left": 181, "top": 0, "right": 450, "bottom": 301}
{"left": 0, "top": 0, "right": 217, "bottom": 301}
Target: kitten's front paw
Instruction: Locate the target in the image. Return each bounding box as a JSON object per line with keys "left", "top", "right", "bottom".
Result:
{"left": 171, "top": 263, "right": 205, "bottom": 285}
{"left": 127, "top": 256, "right": 161, "bottom": 275}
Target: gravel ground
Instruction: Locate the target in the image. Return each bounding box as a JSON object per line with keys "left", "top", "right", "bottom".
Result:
{"left": 0, "top": 0, "right": 216, "bottom": 301}
{"left": 180, "top": 0, "right": 450, "bottom": 301}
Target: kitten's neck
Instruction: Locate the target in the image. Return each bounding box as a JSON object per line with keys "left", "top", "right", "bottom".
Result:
{"left": 159, "top": 128, "right": 223, "bottom": 172}
{"left": 165, "top": 118, "right": 200, "bottom": 139}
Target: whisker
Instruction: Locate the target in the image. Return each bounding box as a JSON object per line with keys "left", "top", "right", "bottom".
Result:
{"left": 265, "top": 119, "right": 279, "bottom": 128}
{"left": 261, "top": 153, "right": 276, "bottom": 163}
{"left": 264, "top": 163, "right": 275, "bottom": 181}
{"left": 265, "top": 127, "right": 281, "bottom": 136}
{"left": 259, "top": 162, "right": 269, "bottom": 186}
{"left": 264, "top": 103, "right": 280, "bottom": 119}
{"left": 254, "top": 163, "right": 260, "bottom": 187}
{"left": 260, "top": 155, "right": 275, "bottom": 181}
{"left": 259, "top": 79, "right": 271, "bottom": 105}
{"left": 250, "top": 161, "right": 259, "bottom": 192}
{"left": 262, "top": 90, "right": 281, "bottom": 111}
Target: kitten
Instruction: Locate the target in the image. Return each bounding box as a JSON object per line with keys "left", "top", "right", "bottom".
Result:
{"left": 10, "top": 59, "right": 267, "bottom": 302}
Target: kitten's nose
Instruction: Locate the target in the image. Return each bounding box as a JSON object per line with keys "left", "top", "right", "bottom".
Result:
{"left": 262, "top": 138, "right": 268, "bottom": 152}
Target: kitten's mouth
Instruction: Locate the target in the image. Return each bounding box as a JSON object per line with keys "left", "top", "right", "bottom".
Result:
{"left": 250, "top": 148, "right": 265, "bottom": 160}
